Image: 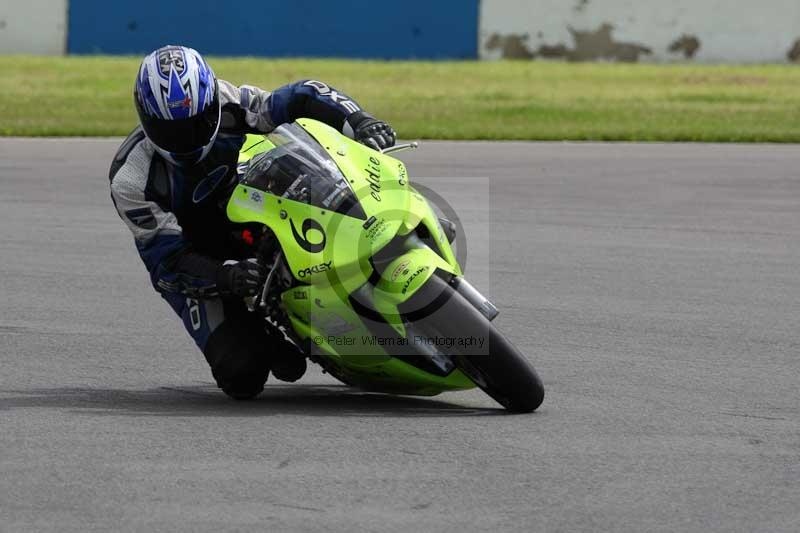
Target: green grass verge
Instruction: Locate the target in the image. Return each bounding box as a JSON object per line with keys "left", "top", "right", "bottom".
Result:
{"left": 1, "top": 56, "right": 799, "bottom": 141}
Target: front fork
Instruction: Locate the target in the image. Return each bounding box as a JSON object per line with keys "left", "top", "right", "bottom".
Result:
{"left": 449, "top": 277, "right": 499, "bottom": 322}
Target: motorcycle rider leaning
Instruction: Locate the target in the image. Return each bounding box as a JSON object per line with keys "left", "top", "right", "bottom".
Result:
{"left": 109, "top": 45, "right": 396, "bottom": 399}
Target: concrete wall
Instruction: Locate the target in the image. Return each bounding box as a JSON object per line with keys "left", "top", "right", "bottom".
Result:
{"left": 66, "top": 0, "right": 479, "bottom": 59}
{"left": 480, "top": 0, "right": 800, "bottom": 63}
{"left": 4, "top": 0, "right": 800, "bottom": 63}
{"left": 0, "top": 0, "right": 67, "bottom": 54}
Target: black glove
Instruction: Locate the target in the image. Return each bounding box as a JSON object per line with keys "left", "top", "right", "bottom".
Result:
{"left": 216, "top": 259, "right": 262, "bottom": 297}
{"left": 349, "top": 111, "right": 396, "bottom": 151}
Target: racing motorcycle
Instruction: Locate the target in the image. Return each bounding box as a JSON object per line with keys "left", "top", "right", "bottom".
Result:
{"left": 228, "top": 119, "right": 544, "bottom": 412}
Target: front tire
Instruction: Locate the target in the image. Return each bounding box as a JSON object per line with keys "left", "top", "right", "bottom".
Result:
{"left": 400, "top": 275, "right": 544, "bottom": 412}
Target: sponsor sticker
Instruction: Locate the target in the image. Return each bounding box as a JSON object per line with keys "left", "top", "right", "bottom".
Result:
{"left": 363, "top": 216, "right": 377, "bottom": 230}
{"left": 297, "top": 261, "right": 333, "bottom": 278}
{"left": 401, "top": 266, "right": 429, "bottom": 294}
{"left": 390, "top": 260, "right": 412, "bottom": 282}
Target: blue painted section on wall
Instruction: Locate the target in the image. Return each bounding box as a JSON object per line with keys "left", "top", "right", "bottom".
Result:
{"left": 67, "top": 0, "right": 479, "bottom": 59}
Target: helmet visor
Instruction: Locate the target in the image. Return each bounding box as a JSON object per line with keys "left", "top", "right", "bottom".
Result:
{"left": 139, "top": 92, "right": 220, "bottom": 155}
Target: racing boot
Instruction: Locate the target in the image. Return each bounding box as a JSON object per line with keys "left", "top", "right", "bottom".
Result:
{"left": 269, "top": 334, "right": 308, "bottom": 383}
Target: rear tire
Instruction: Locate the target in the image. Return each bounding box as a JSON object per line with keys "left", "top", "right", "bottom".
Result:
{"left": 400, "top": 275, "right": 544, "bottom": 413}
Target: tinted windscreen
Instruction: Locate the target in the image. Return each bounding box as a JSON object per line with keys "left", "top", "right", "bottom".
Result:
{"left": 242, "top": 124, "right": 365, "bottom": 219}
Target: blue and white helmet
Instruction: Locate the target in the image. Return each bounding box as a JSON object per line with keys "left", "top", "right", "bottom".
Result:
{"left": 134, "top": 45, "right": 220, "bottom": 166}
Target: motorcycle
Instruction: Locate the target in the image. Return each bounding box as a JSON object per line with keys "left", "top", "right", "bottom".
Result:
{"left": 227, "top": 119, "right": 544, "bottom": 412}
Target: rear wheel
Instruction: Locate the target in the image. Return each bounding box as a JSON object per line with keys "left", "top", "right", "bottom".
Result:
{"left": 399, "top": 275, "right": 544, "bottom": 413}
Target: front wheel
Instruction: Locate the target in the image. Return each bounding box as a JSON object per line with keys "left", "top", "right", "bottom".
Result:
{"left": 400, "top": 275, "right": 545, "bottom": 413}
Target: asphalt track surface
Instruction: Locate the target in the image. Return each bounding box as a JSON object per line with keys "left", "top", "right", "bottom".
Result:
{"left": 1, "top": 138, "right": 799, "bottom": 532}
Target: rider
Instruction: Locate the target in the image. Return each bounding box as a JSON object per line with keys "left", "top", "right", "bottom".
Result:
{"left": 109, "top": 45, "right": 396, "bottom": 399}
